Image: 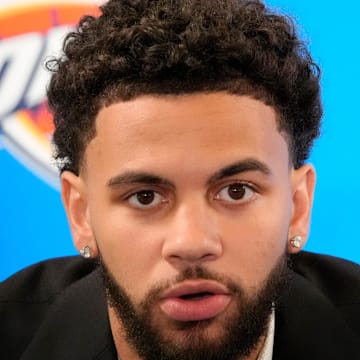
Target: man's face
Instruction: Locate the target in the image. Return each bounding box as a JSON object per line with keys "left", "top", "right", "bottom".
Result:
{"left": 62, "top": 93, "right": 314, "bottom": 359}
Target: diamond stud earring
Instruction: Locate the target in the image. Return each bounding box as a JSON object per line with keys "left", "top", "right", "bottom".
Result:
{"left": 290, "top": 235, "right": 302, "bottom": 249}
{"left": 80, "top": 246, "right": 91, "bottom": 259}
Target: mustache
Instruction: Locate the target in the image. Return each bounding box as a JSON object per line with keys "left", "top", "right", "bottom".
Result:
{"left": 99, "top": 257, "right": 244, "bottom": 307}
{"left": 145, "top": 266, "right": 243, "bottom": 300}
{"left": 100, "top": 253, "right": 290, "bottom": 310}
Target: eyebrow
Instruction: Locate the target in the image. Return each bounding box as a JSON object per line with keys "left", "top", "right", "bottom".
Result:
{"left": 206, "top": 158, "right": 272, "bottom": 186}
{"left": 107, "top": 158, "right": 272, "bottom": 189}
{"left": 107, "top": 172, "right": 175, "bottom": 189}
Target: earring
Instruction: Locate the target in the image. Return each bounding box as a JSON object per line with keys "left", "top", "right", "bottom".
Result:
{"left": 289, "top": 235, "right": 302, "bottom": 249}
{"left": 80, "top": 245, "right": 91, "bottom": 259}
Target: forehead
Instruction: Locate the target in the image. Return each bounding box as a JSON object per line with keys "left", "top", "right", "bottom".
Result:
{"left": 84, "top": 93, "right": 289, "bottom": 179}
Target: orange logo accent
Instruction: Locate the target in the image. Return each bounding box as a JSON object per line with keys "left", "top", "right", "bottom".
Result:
{"left": 0, "top": 2, "right": 99, "bottom": 188}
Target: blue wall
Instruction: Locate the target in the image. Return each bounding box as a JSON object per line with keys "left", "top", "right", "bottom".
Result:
{"left": 1, "top": 1, "right": 359, "bottom": 281}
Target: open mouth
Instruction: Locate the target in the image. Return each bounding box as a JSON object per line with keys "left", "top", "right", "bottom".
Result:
{"left": 179, "top": 292, "right": 214, "bottom": 300}
{"left": 159, "top": 281, "right": 231, "bottom": 322}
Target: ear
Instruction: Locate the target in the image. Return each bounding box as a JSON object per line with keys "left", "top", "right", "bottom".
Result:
{"left": 61, "top": 171, "right": 99, "bottom": 258}
{"left": 288, "top": 164, "right": 316, "bottom": 254}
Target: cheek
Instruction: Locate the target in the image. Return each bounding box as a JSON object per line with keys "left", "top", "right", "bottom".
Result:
{"left": 91, "top": 209, "right": 163, "bottom": 291}
{"left": 219, "top": 199, "right": 291, "bottom": 287}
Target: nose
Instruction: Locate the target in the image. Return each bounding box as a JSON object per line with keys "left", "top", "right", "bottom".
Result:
{"left": 162, "top": 200, "right": 223, "bottom": 268}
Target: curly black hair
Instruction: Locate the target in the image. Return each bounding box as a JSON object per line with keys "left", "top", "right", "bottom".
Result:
{"left": 46, "top": 0, "right": 322, "bottom": 174}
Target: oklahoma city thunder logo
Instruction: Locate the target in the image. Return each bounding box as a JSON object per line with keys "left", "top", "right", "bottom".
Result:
{"left": 0, "top": 1, "right": 99, "bottom": 188}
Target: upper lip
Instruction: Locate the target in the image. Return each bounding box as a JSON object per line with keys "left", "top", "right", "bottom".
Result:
{"left": 159, "top": 280, "right": 230, "bottom": 299}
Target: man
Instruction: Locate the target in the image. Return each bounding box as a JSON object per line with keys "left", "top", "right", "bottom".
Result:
{"left": 1, "top": 0, "right": 359, "bottom": 359}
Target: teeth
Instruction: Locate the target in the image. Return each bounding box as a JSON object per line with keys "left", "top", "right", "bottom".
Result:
{"left": 180, "top": 292, "right": 213, "bottom": 300}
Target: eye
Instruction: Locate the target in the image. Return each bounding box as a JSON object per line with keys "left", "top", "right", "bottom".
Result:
{"left": 127, "top": 190, "right": 164, "bottom": 209}
{"left": 215, "top": 183, "right": 255, "bottom": 203}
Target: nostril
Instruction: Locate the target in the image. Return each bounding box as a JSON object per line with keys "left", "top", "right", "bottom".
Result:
{"left": 162, "top": 232, "right": 223, "bottom": 266}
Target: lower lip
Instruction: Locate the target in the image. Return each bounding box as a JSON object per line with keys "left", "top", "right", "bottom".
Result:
{"left": 159, "top": 294, "right": 231, "bottom": 322}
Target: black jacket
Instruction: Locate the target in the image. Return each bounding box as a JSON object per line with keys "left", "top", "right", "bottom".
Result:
{"left": 1, "top": 251, "right": 360, "bottom": 359}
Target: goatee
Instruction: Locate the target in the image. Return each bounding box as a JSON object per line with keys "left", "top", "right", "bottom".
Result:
{"left": 102, "top": 255, "right": 290, "bottom": 360}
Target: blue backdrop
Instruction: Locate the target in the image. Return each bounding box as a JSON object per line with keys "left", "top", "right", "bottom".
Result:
{"left": 1, "top": 0, "right": 359, "bottom": 281}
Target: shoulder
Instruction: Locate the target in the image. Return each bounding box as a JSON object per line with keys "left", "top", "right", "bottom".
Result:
{"left": 273, "top": 252, "right": 360, "bottom": 359}
{"left": 0, "top": 256, "right": 97, "bottom": 302}
{"left": 290, "top": 251, "right": 360, "bottom": 334}
{"left": 290, "top": 251, "right": 360, "bottom": 302}
{"left": 0, "top": 256, "right": 98, "bottom": 359}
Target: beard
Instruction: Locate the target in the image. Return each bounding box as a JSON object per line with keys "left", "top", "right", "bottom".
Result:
{"left": 101, "top": 255, "right": 290, "bottom": 360}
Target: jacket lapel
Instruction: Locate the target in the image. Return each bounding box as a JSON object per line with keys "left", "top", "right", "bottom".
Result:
{"left": 19, "top": 259, "right": 360, "bottom": 359}
{"left": 21, "top": 268, "right": 117, "bottom": 360}
{"left": 273, "top": 272, "right": 359, "bottom": 359}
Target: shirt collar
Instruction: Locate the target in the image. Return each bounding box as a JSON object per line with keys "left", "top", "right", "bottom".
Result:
{"left": 257, "top": 309, "right": 275, "bottom": 360}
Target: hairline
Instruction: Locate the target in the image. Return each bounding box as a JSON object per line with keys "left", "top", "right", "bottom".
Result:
{"left": 76, "top": 89, "right": 294, "bottom": 176}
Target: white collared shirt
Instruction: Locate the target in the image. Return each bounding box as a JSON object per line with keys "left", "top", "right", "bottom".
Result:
{"left": 257, "top": 310, "right": 275, "bottom": 360}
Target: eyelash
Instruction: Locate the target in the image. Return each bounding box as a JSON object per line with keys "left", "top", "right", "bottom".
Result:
{"left": 123, "top": 181, "right": 258, "bottom": 210}
{"left": 213, "top": 182, "right": 257, "bottom": 204}
{"left": 126, "top": 189, "right": 166, "bottom": 209}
